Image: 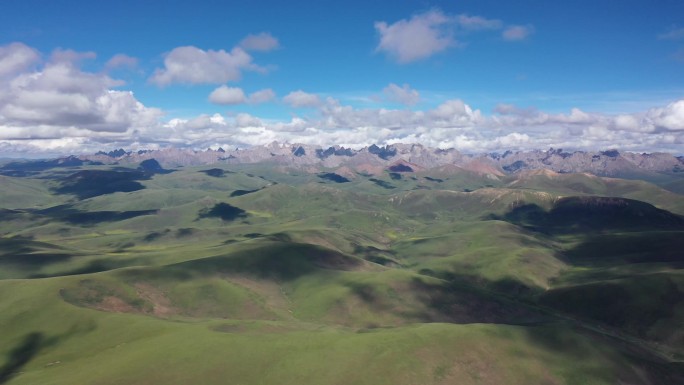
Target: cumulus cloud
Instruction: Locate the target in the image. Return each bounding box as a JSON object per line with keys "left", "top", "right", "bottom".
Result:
{"left": 375, "top": 10, "right": 534, "bottom": 63}
{"left": 150, "top": 33, "right": 279, "bottom": 86}
{"left": 502, "top": 25, "right": 535, "bottom": 41}
{"left": 149, "top": 46, "right": 257, "bottom": 86}
{"left": 494, "top": 103, "right": 530, "bottom": 116}
{"left": 492, "top": 132, "right": 530, "bottom": 147}
{"left": 240, "top": 32, "right": 280, "bottom": 52}
{"left": 0, "top": 43, "right": 162, "bottom": 150}
{"left": 181, "top": 113, "right": 227, "bottom": 130}
{"left": 10, "top": 96, "right": 684, "bottom": 155}
{"left": 493, "top": 104, "right": 600, "bottom": 128}
{"left": 283, "top": 90, "right": 322, "bottom": 107}
{"left": 1, "top": 43, "right": 683, "bottom": 155}
{"left": 375, "top": 10, "right": 455, "bottom": 63}
{"left": 209, "top": 87, "right": 276, "bottom": 105}
{"left": 430, "top": 99, "right": 482, "bottom": 126}
{"left": 235, "top": 113, "right": 263, "bottom": 127}
{"left": 0, "top": 42, "right": 40, "bottom": 78}
{"left": 383, "top": 83, "right": 420, "bottom": 106}
{"left": 208, "top": 86, "right": 247, "bottom": 105}
{"left": 248, "top": 88, "right": 276, "bottom": 104}
{"left": 105, "top": 54, "right": 138, "bottom": 70}
{"left": 50, "top": 48, "right": 96, "bottom": 64}
{"left": 611, "top": 114, "right": 642, "bottom": 132}
{"left": 646, "top": 99, "right": 684, "bottom": 131}
{"left": 456, "top": 14, "right": 502, "bottom": 31}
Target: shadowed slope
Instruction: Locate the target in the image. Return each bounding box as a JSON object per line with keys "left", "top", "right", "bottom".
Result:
{"left": 53, "top": 170, "right": 148, "bottom": 199}
{"left": 502, "top": 196, "right": 684, "bottom": 234}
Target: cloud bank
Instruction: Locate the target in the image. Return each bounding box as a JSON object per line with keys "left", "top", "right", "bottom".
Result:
{"left": 0, "top": 43, "right": 161, "bottom": 155}
{"left": 0, "top": 42, "right": 682, "bottom": 156}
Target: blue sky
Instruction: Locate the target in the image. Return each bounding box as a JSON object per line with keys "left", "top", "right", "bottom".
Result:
{"left": 0, "top": 0, "right": 683, "bottom": 155}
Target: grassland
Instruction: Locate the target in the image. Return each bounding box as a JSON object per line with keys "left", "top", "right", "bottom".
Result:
{"left": 1, "top": 162, "right": 683, "bottom": 384}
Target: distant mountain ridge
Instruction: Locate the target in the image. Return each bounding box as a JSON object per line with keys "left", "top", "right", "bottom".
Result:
{"left": 79, "top": 143, "right": 684, "bottom": 178}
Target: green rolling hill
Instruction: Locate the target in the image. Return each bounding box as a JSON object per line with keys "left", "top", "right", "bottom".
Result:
{"left": 1, "top": 162, "right": 683, "bottom": 384}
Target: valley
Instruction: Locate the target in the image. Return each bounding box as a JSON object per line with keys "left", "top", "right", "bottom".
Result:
{"left": 1, "top": 147, "right": 684, "bottom": 384}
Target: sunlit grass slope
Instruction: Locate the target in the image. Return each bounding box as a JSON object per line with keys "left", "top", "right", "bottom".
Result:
{"left": 1, "top": 163, "right": 683, "bottom": 384}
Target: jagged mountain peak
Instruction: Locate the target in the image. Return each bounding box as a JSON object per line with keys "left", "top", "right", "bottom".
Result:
{"left": 73, "top": 144, "right": 684, "bottom": 178}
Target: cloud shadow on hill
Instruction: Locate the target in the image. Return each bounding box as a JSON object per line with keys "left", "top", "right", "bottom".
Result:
{"left": 198, "top": 203, "right": 247, "bottom": 221}
{"left": 494, "top": 196, "right": 684, "bottom": 235}
{"left": 52, "top": 170, "right": 150, "bottom": 199}
{"left": 0, "top": 333, "right": 47, "bottom": 384}
{"left": 31, "top": 205, "right": 158, "bottom": 226}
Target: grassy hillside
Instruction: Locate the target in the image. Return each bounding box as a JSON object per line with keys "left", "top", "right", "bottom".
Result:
{"left": 1, "top": 164, "right": 683, "bottom": 384}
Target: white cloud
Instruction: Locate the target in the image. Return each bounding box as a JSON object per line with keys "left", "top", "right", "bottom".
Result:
{"left": 50, "top": 48, "right": 96, "bottom": 64}
{"left": 612, "top": 114, "right": 642, "bottom": 132}
{"left": 240, "top": 32, "right": 280, "bottom": 52}
{"left": 494, "top": 103, "right": 521, "bottom": 115}
{"left": 318, "top": 97, "right": 423, "bottom": 130}
{"left": 208, "top": 86, "right": 247, "bottom": 105}
{"left": 375, "top": 10, "right": 455, "bottom": 63}
{"left": 1, "top": 43, "right": 683, "bottom": 156}
{"left": 149, "top": 46, "right": 257, "bottom": 86}
{"left": 283, "top": 90, "right": 322, "bottom": 107}
{"left": 105, "top": 54, "right": 138, "bottom": 70}
{"left": 562, "top": 108, "right": 593, "bottom": 124}
{"left": 184, "top": 113, "right": 227, "bottom": 130}
{"left": 456, "top": 14, "right": 502, "bottom": 30}
{"left": 582, "top": 125, "right": 616, "bottom": 142}
{"left": 659, "top": 27, "right": 684, "bottom": 41}
{"left": 493, "top": 132, "right": 530, "bottom": 147}
{"left": 375, "top": 10, "right": 535, "bottom": 63}
{"left": 0, "top": 42, "right": 39, "bottom": 79}
{"left": 646, "top": 99, "right": 684, "bottom": 131}
{"left": 209, "top": 86, "right": 275, "bottom": 105}
{"left": 248, "top": 88, "right": 276, "bottom": 104}
{"left": 493, "top": 104, "right": 596, "bottom": 127}
{"left": 502, "top": 25, "right": 535, "bottom": 41}
{"left": 383, "top": 83, "right": 420, "bottom": 106}
{"left": 0, "top": 43, "right": 162, "bottom": 147}
{"left": 9, "top": 96, "right": 684, "bottom": 155}
{"left": 235, "top": 113, "right": 263, "bottom": 127}
{"left": 147, "top": 97, "right": 683, "bottom": 154}
{"left": 430, "top": 99, "right": 482, "bottom": 125}
{"left": 149, "top": 33, "right": 279, "bottom": 86}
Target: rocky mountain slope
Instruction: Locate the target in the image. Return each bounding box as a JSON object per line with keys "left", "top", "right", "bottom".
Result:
{"left": 80, "top": 143, "right": 683, "bottom": 178}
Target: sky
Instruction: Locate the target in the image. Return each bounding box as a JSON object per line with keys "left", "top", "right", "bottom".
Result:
{"left": 0, "top": 0, "right": 683, "bottom": 156}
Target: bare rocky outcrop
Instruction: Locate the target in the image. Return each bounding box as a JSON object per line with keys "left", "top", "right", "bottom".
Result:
{"left": 81, "top": 144, "right": 684, "bottom": 177}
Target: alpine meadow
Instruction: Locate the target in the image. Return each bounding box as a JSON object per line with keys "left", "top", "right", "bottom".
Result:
{"left": 1, "top": 1, "right": 684, "bottom": 384}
